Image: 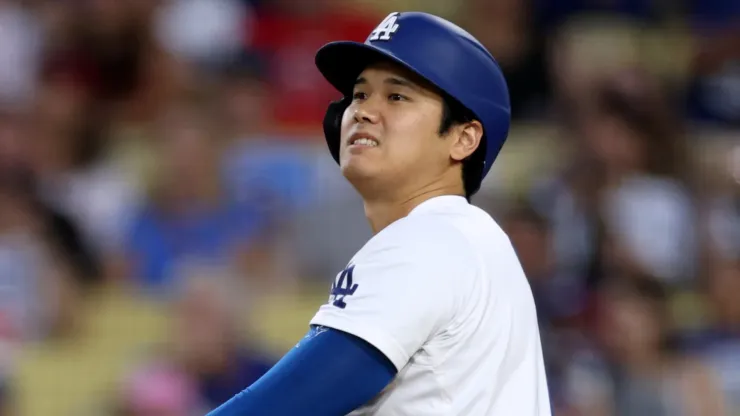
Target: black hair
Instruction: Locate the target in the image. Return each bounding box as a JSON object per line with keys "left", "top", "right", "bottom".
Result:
{"left": 593, "top": 71, "right": 691, "bottom": 183}
{"left": 600, "top": 273, "right": 676, "bottom": 352}
{"left": 438, "top": 97, "right": 486, "bottom": 200}
{"left": 504, "top": 201, "right": 550, "bottom": 233}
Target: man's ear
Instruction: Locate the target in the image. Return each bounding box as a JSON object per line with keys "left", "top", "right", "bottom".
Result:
{"left": 449, "top": 120, "right": 483, "bottom": 162}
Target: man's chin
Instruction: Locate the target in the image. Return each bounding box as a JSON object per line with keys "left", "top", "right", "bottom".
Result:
{"left": 341, "top": 161, "right": 384, "bottom": 190}
{"left": 341, "top": 161, "right": 373, "bottom": 180}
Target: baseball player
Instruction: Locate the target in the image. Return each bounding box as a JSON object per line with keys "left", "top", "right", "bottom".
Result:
{"left": 209, "top": 11, "right": 551, "bottom": 416}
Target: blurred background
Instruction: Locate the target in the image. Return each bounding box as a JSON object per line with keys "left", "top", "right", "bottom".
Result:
{"left": 0, "top": 0, "right": 737, "bottom": 414}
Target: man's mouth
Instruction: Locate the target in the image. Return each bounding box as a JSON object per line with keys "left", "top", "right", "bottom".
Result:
{"left": 350, "top": 137, "right": 379, "bottom": 147}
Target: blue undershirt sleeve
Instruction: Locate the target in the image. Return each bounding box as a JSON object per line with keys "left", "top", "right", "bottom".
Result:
{"left": 206, "top": 325, "right": 397, "bottom": 416}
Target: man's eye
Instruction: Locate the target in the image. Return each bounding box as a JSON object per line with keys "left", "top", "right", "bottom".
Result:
{"left": 353, "top": 92, "right": 367, "bottom": 100}
{"left": 388, "top": 93, "right": 407, "bottom": 102}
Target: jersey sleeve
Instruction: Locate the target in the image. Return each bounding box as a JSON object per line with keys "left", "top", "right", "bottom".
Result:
{"left": 310, "top": 220, "right": 468, "bottom": 371}
{"left": 206, "top": 326, "right": 395, "bottom": 416}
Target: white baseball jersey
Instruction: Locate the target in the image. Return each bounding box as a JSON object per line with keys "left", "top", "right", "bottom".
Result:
{"left": 311, "top": 195, "right": 551, "bottom": 415}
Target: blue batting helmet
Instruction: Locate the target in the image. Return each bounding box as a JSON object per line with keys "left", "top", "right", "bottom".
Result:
{"left": 316, "top": 11, "right": 511, "bottom": 183}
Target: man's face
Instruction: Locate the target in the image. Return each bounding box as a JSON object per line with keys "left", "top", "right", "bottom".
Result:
{"left": 339, "top": 62, "right": 452, "bottom": 193}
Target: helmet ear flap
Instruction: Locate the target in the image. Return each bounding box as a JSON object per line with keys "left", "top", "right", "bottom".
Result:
{"left": 323, "top": 96, "right": 352, "bottom": 163}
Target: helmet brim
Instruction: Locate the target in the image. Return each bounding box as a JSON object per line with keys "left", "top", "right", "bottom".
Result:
{"left": 316, "top": 41, "right": 420, "bottom": 96}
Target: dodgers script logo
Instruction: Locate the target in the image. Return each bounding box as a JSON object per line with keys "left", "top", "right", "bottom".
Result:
{"left": 368, "top": 12, "right": 400, "bottom": 42}
{"left": 330, "top": 264, "right": 358, "bottom": 309}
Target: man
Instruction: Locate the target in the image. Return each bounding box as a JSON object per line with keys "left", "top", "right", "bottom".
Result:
{"left": 208, "top": 11, "right": 551, "bottom": 415}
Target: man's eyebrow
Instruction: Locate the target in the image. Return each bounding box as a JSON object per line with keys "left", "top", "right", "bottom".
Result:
{"left": 384, "top": 76, "right": 417, "bottom": 90}
{"left": 352, "top": 76, "right": 419, "bottom": 90}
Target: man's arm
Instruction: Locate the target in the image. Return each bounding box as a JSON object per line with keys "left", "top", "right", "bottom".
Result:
{"left": 207, "top": 325, "right": 396, "bottom": 416}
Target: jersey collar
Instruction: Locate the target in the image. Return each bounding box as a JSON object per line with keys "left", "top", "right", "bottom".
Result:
{"left": 408, "top": 195, "right": 468, "bottom": 216}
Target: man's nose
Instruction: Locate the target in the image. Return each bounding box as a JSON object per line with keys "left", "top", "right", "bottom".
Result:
{"left": 352, "top": 100, "right": 381, "bottom": 124}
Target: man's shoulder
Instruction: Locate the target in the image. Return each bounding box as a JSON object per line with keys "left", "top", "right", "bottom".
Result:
{"left": 373, "top": 212, "right": 473, "bottom": 253}
{"left": 343, "top": 218, "right": 472, "bottom": 282}
{"left": 395, "top": 201, "right": 508, "bottom": 248}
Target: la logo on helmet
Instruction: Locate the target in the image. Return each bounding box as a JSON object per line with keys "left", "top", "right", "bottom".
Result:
{"left": 368, "top": 12, "right": 400, "bottom": 41}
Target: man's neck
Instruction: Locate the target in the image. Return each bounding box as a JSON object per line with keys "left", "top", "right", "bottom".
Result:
{"left": 362, "top": 184, "right": 464, "bottom": 234}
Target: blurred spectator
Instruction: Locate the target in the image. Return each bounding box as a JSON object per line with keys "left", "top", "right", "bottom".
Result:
{"left": 109, "top": 266, "right": 271, "bottom": 414}
{"left": 0, "top": 0, "right": 43, "bottom": 110}
{"left": 502, "top": 202, "right": 585, "bottom": 412}
{"left": 154, "top": 0, "right": 251, "bottom": 71}
{"left": 504, "top": 202, "right": 583, "bottom": 324}
{"left": 37, "top": 0, "right": 154, "bottom": 106}
{"left": 31, "top": 59, "right": 142, "bottom": 268}
{"left": 531, "top": 69, "right": 699, "bottom": 300}
{"left": 171, "top": 268, "right": 272, "bottom": 411}
{"left": 114, "top": 361, "right": 206, "bottom": 416}
{"left": 0, "top": 111, "right": 100, "bottom": 348}
{"left": 220, "top": 61, "right": 321, "bottom": 215}
{"left": 464, "top": 0, "right": 551, "bottom": 119}
{"left": 123, "top": 97, "right": 274, "bottom": 296}
{"left": 563, "top": 275, "right": 725, "bottom": 416}
{"left": 76, "top": 0, "right": 153, "bottom": 103}
{"left": 686, "top": 0, "right": 740, "bottom": 126}
{"left": 589, "top": 70, "right": 699, "bottom": 285}
{"left": 682, "top": 258, "right": 740, "bottom": 414}
{"left": 219, "top": 60, "right": 271, "bottom": 143}
{"left": 547, "top": 17, "right": 646, "bottom": 114}
{"left": 104, "top": 50, "right": 199, "bottom": 213}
